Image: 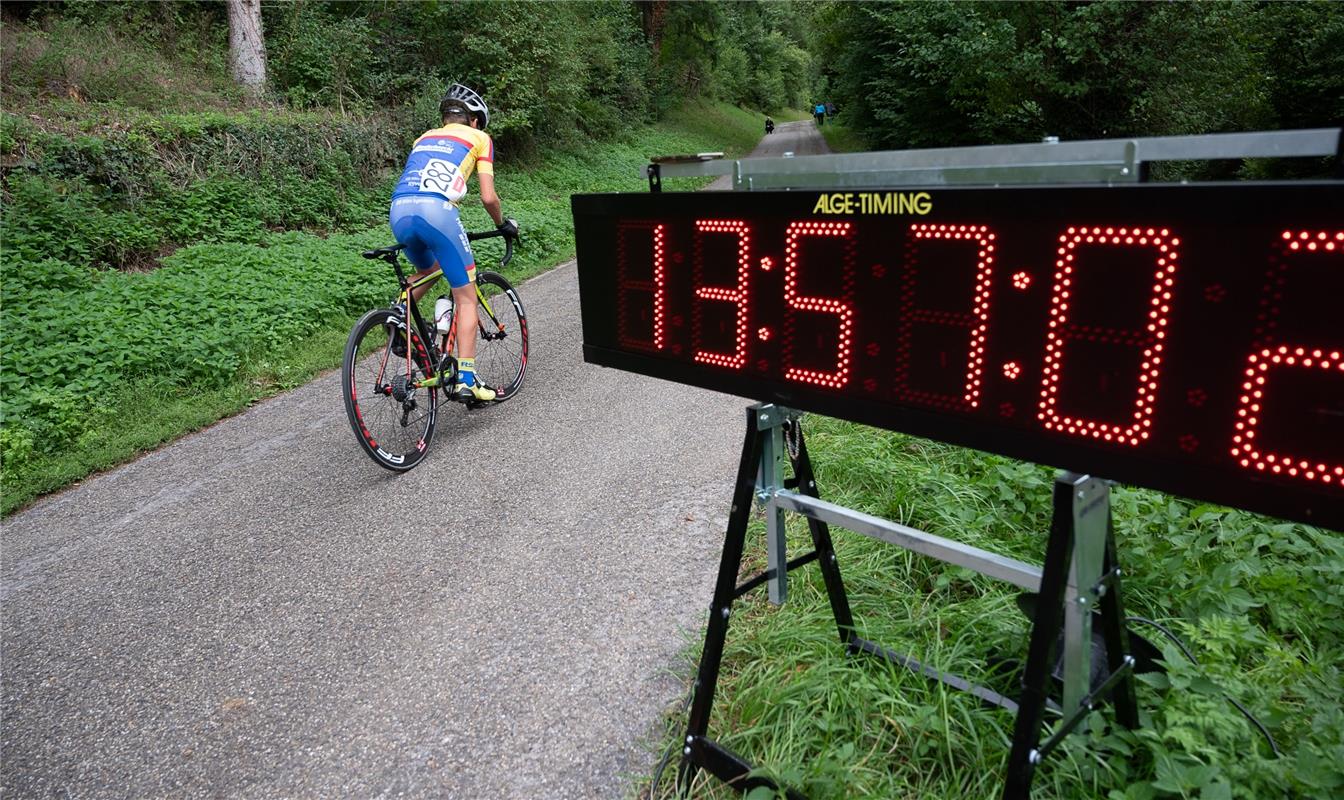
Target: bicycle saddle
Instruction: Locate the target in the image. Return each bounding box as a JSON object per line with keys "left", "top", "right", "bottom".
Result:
{"left": 361, "top": 244, "right": 407, "bottom": 260}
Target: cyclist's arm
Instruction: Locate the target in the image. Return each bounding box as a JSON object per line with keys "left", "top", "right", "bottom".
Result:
{"left": 477, "top": 171, "right": 504, "bottom": 227}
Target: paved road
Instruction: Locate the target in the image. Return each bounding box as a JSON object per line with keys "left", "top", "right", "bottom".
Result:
{"left": 751, "top": 118, "right": 832, "bottom": 160}
{"left": 1, "top": 122, "right": 829, "bottom": 799}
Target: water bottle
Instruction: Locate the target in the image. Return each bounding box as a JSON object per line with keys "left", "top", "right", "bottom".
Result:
{"left": 434, "top": 295, "right": 454, "bottom": 333}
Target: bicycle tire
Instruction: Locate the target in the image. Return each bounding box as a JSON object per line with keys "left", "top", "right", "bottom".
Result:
{"left": 471, "top": 270, "right": 528, "bottom": 401}
{"left": 342, "top": 308, "right": 438, "bottom": 470}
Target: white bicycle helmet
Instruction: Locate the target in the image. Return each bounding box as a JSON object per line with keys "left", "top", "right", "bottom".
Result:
{"left": 441, "top": 83, "right": 489, "bottom": 130}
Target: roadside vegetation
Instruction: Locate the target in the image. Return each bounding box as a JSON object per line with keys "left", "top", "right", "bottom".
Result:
{"left": 816, "top": 122, "right": 866, "bottom": 156}
{"left": 0, "top": 2, "right": 791, "bottom": 513}
{"left": 0, "top": 105, "right": 764, "bottom": 514}
{"left": 812, "top": 2, "right": 1342, "bottom": 173}
{"left": 640, "top": 418, "right": 1344, "bottom": 800}
{"left": 2, "top": 3, "right": 1341, "bottom": 798}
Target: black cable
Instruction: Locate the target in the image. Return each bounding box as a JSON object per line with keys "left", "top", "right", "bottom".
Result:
{"left": 649, "top": 684, "right": 696, "bottom": 798}
{"left": 1126, "top": 616, "right": 1282, "bottom": 758}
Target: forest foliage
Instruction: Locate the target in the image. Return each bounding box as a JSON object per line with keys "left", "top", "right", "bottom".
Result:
{"left": 2, "top": 1, "right": 815, "bottom": 154}
{"left": 1, "top": 3, "right": 1343, "bottom": 798}
{"left": 2, "top": 0, "right": 1339, "bottom": 533}
{"left": 0, "top": 1, "right": 816, "bottom": 275}
{"left": 811, "top": 1, "right": 1344, "bottom": 153}
{"left": 3, "top": 1, "right": 801, "bottom": 507}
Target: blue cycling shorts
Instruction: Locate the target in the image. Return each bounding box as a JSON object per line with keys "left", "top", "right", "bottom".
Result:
{"left": 389, "top": 195, "right": 477, "bottom": 288}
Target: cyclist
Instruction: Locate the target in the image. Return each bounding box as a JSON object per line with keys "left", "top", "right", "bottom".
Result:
{"left": 389, "top": 82, "right": 519, "bottom": 402}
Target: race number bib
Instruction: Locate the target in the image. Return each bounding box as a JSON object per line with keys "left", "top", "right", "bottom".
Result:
{"left": 418, "top": 158, "right": 468, "bottom": 202}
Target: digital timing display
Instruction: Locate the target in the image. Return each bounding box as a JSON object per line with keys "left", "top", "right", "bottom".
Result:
{"left": 572, "top": 184, "right": 1343, "bottom": 529}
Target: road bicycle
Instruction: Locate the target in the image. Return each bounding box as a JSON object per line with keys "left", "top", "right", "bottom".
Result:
{"left": 342, "top": 229, "right": 528, "bottom": 471}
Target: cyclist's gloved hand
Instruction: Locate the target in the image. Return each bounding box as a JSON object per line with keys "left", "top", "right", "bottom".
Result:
{"left": 497, "top": 218, "right": 520, "bottom": 240}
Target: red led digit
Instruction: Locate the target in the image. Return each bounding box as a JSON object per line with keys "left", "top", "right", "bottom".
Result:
{"left": 895, "top": 223, "right": 997, "bottom": 410}
{"left": 615, "top": 221, "right": 667, "bottom": 352}
{"left": 692, "top": 220, "right": 752, "bottom": 369}
{"left": 1230, "top": 230, "right": 1344, "bottom": 484}
{"left": 782, "top": 221, "right": 856, "bottom": 388}
{"left": 1037, "top": 226, "right": 1179, "bottom": 446}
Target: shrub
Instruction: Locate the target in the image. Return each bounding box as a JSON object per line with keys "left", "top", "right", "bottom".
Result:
{"left": 1, "top": 108, "right": 404, "bottom": 274}
{"left": 0, "top": 6, "right": 237, "bottom": 111}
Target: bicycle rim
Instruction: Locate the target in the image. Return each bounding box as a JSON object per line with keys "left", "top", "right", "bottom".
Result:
{"left": 472, "top": 271, "right": 528, "bottom": 400}
{"left": 342, "top": 308, "right": 438, "bottom": 470}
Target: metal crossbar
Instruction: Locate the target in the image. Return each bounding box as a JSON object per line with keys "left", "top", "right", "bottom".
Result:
{"left": 644, "top": 127, "right": 1342, "bottom": 189}
{"left": 768, "top": 490, "right": 1043, "bottom": 592}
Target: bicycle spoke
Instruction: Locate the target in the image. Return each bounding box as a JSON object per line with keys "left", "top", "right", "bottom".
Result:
{"left": 469, "top": 272, "right": 528, "bottom": 400}
{"left": 342, "top": 308, "right": 438, "bottom": 470}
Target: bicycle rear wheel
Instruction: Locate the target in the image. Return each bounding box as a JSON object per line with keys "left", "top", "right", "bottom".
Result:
{"left": 472, "top": 271, "right": 528, "bottom": 401}
{"left": 342, "top": 308, "right": 438, "bottom": 470}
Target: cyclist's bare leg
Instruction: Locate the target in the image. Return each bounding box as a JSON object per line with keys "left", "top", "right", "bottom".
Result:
{"left": 452, "top": 282, "right": 478, "bottom": 359}
{"left": 409, "top": 267, "right": 441, "bottom": 303}
{"left": 451, "top": 281, "right": 494, "bottom": 400}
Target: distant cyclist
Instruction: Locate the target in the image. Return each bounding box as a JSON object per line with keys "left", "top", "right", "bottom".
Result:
{"left": 389, "top": 82, "right": 519, "bottom": 402}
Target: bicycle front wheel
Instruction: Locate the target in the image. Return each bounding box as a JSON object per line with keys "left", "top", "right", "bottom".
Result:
{"left": 342, "top": 308, "right": 438, "bottom": 471}
{"left": 472, "top": 271, "right": 528, "bottom": 401}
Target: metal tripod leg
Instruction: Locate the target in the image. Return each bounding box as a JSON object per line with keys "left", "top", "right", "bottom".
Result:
{"left": 1062, "top": 476, "right": 1108, "bottom": 726}
{"left": 1099, "top": 515, "right": 1140, "bottom": 729}
{"left": 1003, "top": 473, "right": 1138, "bottom": 797}
{"left": 678, "top": 406, "right": 767, "bottom": 792}
{"left": 1004, "top": 474, "right": 1079, "bottom": 797}
{"left": 788, "top": 422, "right": 858, "bottom": 649}
{"left": 757, "top": 407, "right": 789, "bottom": 605}
{"left": 678, "top": 407, "right": 853, "bottom": 798}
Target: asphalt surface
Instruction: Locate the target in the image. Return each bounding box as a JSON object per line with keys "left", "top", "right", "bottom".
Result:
{"left": 750, "top": 118, "right": 833, "bottom": 160}
{"left": 1, "top": 119, "right": 830, "bottom": 799}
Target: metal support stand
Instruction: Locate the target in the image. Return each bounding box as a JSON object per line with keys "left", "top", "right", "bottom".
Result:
{"left": 677, "top": 405, "right": 1139, "bottom": 799}
{"left": 1003, "top": 474, "right": 1139, "bottom": 796}
{"left": 755, "top": 405, "right": 796, "bottom": 605}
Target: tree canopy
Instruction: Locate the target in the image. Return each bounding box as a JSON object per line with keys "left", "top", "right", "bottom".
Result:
{"left": 812, "top": 1, "right": 1343, "bottom": 150}
{"left": 2, "top": 1, "right": 813, "bottom": 155}
{"left": 3, "top": 0, "right": 1340, "bottom": 155}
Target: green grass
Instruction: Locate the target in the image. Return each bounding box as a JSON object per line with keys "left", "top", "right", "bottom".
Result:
{"left": 10, "top": 325, "right": 351, "bottom": 503}
{"left": 638, "top": 417, "right": 1344, "bottom": 799}
{"left": 818, "top": 121, "right": 869, "bottom": 154}
{"left": 660, "top": 100, "right": 779, "bottom": 155}
{"left": 0, "top": 100, "right": 766, "bottom": 515}
{"left": 1, "top": 9, "right": 241, "bottom": 113}
{"left": 769, "top": 107, "right": 814, "bottom": 123}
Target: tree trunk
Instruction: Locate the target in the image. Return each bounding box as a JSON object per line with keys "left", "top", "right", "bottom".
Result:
{"left": 226, "top": 0, "right": 267, "bottom": 97}
{"left": 637, "top": 0, "right": 669, "bottom": 50}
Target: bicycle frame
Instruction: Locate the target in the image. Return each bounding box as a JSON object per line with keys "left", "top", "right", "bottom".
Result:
{"left": 346, "top": 227, "right": 523, "bottom": 471}
{"left": 388, "top": 262, "right": 509, "bottom": 396}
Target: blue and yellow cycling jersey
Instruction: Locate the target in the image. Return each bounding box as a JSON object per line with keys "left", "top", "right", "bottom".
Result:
{"left": 391, "top": 123, "right": 495, "bottom": 204}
